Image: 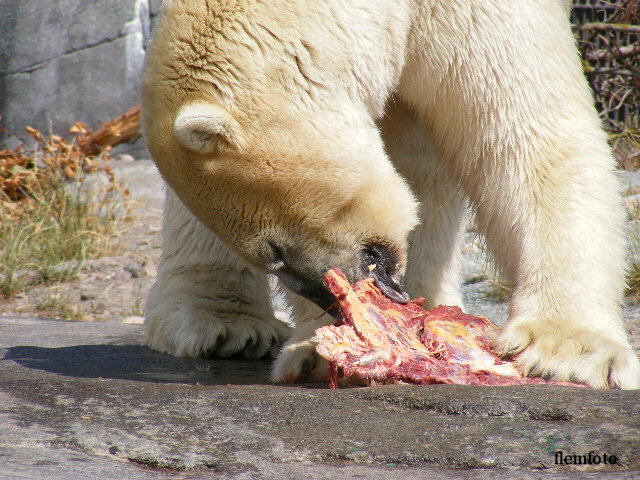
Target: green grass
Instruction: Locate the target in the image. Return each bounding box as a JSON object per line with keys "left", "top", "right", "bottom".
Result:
{"left": 0, "top": 172, "right": 124, "bottom": 298}
{"left": 34, "top": 294, "right": 86, "bottom": 321}
{"left": 485, "top": 274, "right": 513, "bottom": 302}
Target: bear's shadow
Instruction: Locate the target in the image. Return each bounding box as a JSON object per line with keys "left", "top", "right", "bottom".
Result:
{"left": 3, "top": 344, "right": 300, "bottom": 386}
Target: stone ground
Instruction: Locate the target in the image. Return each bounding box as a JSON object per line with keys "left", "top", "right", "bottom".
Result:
{"left": 2, "top": 317, "right": 639, "bottom": 480}
{"left": 1, "top": 160, "right": 639, "bottom": 479}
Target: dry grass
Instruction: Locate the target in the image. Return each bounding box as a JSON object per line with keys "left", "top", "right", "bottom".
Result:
{"left": 574, "top": 1, "right": 639, "bottom": 135}
{"left": 127, "top": 280, "right": 146, "bottom": 317}
{"left": 485, "top": 274, "right": 513, "bottom": 302}
{"left": 0, "top": 125, "right": 129, "bottom": 298}
{"left": 34, "top": 294, "right": 89, "bottom": 322}
{"left": 625, "top": 263, "right": 640, "bottom": 300}
{"left": 611, "top": 129, "right": 640, "bottom": 170}
{"left": 625, "top": 196, "right": 640, "bottom": 300}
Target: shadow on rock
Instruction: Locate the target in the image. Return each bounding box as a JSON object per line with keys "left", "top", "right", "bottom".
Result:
{"left": 3, "top": 344, "right": 274, "bottom": 385}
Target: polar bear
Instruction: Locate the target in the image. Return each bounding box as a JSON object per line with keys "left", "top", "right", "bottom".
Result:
{"left": 141, "top": 0, "right": 640, "bottom": 388}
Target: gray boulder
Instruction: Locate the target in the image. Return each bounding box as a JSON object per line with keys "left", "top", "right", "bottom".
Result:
{"left": 0, "top": 0, "right": 155, "bottom": 154}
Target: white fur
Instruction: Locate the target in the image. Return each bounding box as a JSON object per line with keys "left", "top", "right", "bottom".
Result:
{"left": 380, "top": 99, "right": 467, "bottom": 309}
{"left": 145, "top": 188, "right": 292, "bottom": 359}
{"left": 397, "top": 0, "right": 638, "bottom": 388}
{"left": 143, "top": 0, "right": 640, "bottom": 388}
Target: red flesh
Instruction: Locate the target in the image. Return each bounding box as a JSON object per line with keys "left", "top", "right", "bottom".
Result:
{"left": 316, "top": 269, "right": 585, "bottom": 389}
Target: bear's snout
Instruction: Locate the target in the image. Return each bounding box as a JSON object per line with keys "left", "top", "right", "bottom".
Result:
{"left": 270, "top": 240, "right": 409, "bottom": 312}
{"left": 360, "top": 243, "right": 410, "bottom": 304}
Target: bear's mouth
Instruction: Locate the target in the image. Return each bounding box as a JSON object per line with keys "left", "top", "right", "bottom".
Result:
{"left": 277, "top": 265, "right": 409, "bottom": 320}
{"left": 370, "top": 266, "right": 410, "bottom": 304}
{"left": 270, "top": 240, "right": 410, "bottom": 313}
{"left": 275, "top": 269, "right": 338, "bottom": 312}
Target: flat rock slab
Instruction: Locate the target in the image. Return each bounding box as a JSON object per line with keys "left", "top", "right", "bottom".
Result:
{"left": 0, "top": 317, "right": 638, "bottom": 480}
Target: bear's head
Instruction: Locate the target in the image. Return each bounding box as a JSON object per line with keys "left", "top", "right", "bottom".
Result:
{"left": 142, "top": 0, "right": 418, "bottom": 309}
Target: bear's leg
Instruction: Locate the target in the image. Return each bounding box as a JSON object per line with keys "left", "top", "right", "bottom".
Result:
{"left": 467, "top": 149, "right": 639, "bottom": 389}
{"left": 271, "top": 293, "right": 330, "bottom": 383}
{"left": 144, "top": 188, "right": 292, "bottom": 359}
{"left": 399, "top": 0, "right": 639, "bottom": 388}
{"left": 379, "top": 98, "right": 467, "bottom": 308}
{"left": 483, "top": 166, "right": 639, "bottom": 389}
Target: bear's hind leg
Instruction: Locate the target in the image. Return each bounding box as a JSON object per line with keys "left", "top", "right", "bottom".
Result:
{"left": 144, "top": 188, "right": 292, "bottom": 359}
{"left": 379, "top": 98, "right": 467, "bottom": 309}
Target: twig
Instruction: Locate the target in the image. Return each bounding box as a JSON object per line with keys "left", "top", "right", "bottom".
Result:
{"left": 585, "top": 44, "right": 640, "bottom": 61}
{"left": 583, "top": 67, "right": 640, "bottom": 79}
{"left": 578, "top": 22, "right": 640, "bottom": 33}
{"left": 76, "top": 106, "right": 142, "bottom": 156}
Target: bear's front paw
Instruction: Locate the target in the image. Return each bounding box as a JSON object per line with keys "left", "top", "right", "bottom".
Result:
{"left": 496, "top": 321, "right": 640, "bottom": 389}
{"left": 271, "top": 339, "right": 329, "bottom": 383}
{"left": 144, "top": 306, "right": 292, "bottom": 360}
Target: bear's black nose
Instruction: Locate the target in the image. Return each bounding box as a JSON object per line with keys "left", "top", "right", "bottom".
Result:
{"left": 361, "top": 243, "right": 410, "bottom": 303}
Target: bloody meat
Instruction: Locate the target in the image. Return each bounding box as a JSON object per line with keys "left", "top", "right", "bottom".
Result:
{"left": 315, "top": 268, "right": 585, "bottom": 389}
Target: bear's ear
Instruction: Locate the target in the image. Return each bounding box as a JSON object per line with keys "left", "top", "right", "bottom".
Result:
{"left": 173, "top": 103, "right": 243, "bottom": 154}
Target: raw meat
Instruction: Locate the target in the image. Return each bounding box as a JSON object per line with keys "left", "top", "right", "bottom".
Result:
{"left": 315, "top": 268, "right": 585, "bottom": 388}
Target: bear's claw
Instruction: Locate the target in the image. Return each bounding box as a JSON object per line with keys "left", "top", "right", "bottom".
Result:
{"left": 271, "top": 340, "right": 329, "bottom": 383}
{"left": 144, "top": 306, "right": 292, "bottom": 360}
{"left": 496, "top": 321, "right": 640, "bottom": 389}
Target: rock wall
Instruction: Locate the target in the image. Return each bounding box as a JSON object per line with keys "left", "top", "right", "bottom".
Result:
{"left": 0, "top": 0, "right": 163, "bottom": 153}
